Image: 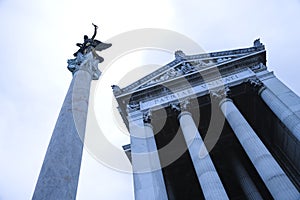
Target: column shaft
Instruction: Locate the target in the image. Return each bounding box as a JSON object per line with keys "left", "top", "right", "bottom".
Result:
{"left": 129, "top": 113, "right": 168, "bottom": 200}
{"left": 260, "top": 87, "right": 300, "bottom": 141}
{"left": 220, "top": 98, "right": 299, "bottom": 200}
{"left": 33, "top": 70, "right": 92, "bottom": 200}
{"left": 231, "top": 155, "right": 263, "bottom": 200}
{"left": 178, "top": 111, "right": 229, "bottom": 200}
{"left": 260, "top": 75, "right": 300, "bottom": 118}
{"left": 259, "top": 87, "right": 300, "bottom": 172}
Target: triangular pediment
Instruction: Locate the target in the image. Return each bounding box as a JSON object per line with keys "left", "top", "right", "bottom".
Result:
{"left": 113, "top": 41, "right": 266, "bottom": 97}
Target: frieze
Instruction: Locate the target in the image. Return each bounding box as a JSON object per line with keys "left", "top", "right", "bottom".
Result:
{"left": 139, "top": 69, "right": 256, "bottom": 110}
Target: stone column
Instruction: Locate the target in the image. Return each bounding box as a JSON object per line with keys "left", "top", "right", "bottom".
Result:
{"left": 250, "top": 79, "right": 300, "bottom": 180}
{"left": 259, "top": 86, "right": 300, "bottom": 141}
{"left": 33, "top": 52, "right": 101, "bottom": 200}
{"left": 220, "top": 98, "right": 299, "bottom": 200}
{"left": 178, "top": 110, "right": 229, "bottom": 200}
{"left": 231, "top": 155, "right": 263, "bottom": 200}
{"left": 259, "top": 74, "right": 300, "bottom": 119}
{"left": 129, "top": 110, "right": 168, "bottom": 200}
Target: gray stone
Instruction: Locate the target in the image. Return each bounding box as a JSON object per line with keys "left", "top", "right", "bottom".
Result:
{"left": 258, "top": 86, "right": 300, "bottom": 175}
{"left": 220, "top": 98, "right": 299, "bottom": 200}
{"left": 178, "top": 111, "right": 229, "bottom": 200}
{"left": 260, "top": 75, "right": 300, "bottom": 118}
{"left": 231, "top": 154, "right": 263, "bottom": 200}
{"left": 259, "top": 85, "right": 300, "bottom": 141}
{"left": 33, "top": 52, "right": 100, "bottom": 200}
{"left": 129, "top": 111, "right": 168, "bottom": 200}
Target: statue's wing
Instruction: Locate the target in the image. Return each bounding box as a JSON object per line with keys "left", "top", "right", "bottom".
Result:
{"left": 95, "top": 42, "right": 112, "bottom": 51}
{"left": 97, "top": 55, "right": 104, "bottom": 63}
{"left": 92, "top": 51, "right": 104, "bottom": 63}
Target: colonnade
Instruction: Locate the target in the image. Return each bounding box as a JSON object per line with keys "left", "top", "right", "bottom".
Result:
{"left": 129, "top": 81, "right": 300, "bottom": 200}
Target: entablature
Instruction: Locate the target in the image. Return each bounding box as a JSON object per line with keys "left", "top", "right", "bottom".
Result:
{"left": 113, "top": 40, "right": 268, "bottom": 128}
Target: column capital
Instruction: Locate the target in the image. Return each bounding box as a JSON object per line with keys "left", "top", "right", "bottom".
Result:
{"left": 170, "top": 98, "right": 191, "bottom": 113}
{"left": 210, "top": 86, "right": 230, "bottom": 102}
{"left": 247, "top": 78, "right": 266, "bottom": 94}
{"left": 67, "top": 52, "right": 101, "bottom": 80}
{"left": 248, "top": 78, "right": 263, "bottom": 87}
{"left": 143, "top": 109, "right": 152, "bottom": 124}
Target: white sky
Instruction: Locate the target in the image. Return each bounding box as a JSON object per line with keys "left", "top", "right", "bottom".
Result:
{"left": 0, "top": 0, "right": 300, "bottom": 199}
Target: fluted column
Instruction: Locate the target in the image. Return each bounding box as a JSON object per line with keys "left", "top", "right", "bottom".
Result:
{"left": 129, "top": 110, "right": 168, "bottom": 200}
{"left": 250, "top": 79, "right": 300, "bottom": 178}
{"left": 259, "top": 74, "right": 300, "bottom": 118}
{"left": 220, "top": 98, "right": 299, "bottom": 200}
{"left": 178, "top": 110, "right": 229, "bottom": 200}
{"left": 231, "top": 155, "right": 263, "bottom": 200}
{"left": 259, "top": 86, "right": 300, "bottom": 141}
{"left": 33, "top": 52, "right": 101, "bottom": 199}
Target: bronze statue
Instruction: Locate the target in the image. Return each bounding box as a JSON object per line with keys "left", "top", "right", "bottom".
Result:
{"left": 73, "top": 23, "right": 112, "bottom": 58}
{"left": 68, "top": 24, "right": 112, "bottom": 72}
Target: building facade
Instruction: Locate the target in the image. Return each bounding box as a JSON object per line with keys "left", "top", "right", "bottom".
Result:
{"left": 113, "top": 40, "right": 300, "bottom": 199}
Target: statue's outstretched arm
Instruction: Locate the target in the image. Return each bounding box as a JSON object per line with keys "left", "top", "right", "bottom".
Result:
{"left": 91, "top": 23, "right": 98, "bottom": 40}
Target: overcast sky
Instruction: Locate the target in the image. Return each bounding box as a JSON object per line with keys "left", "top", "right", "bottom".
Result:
{"left": 1, "top": 0, "right": 300, "bottom": 199}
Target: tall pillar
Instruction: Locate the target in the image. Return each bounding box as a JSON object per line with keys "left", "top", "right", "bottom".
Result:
{"left": 259, "top": 74, "right": 300, "bottom": 118}
{"left": 33, "top": 52, "right": 101, "bottom": 199}
{"left": 259, "top": 86, "right": 300, "bottom": 141}
{"left": 129, "top": 110, "right": 168, "bottom": 200}
{"left": 250, "top": 79, "right": 300, "bottom": 181}
{"left": 178, "top": 110, "right": 229, "bottom": 200}
{"left": 220, "top": 98, "right": 299, "bottom": 200}
{"left": 231, "top": 155, "right": 263, "bottom": 200}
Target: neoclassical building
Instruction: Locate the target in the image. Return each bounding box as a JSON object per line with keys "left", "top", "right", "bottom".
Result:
{"left": 113, "top": 40, "right": 300, "bottom": 199}
{"left": 33, "top": 40, "right": 299, "bottom": 200}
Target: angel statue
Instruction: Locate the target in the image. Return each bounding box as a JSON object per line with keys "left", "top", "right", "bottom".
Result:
{"left": 73, "top": 23, "right": 112, "bottom": 62}
{"left": 68, "top": 23, "right": 112, "bottom": 74}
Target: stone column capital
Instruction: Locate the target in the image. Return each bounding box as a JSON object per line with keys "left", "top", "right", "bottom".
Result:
{"left": 67, "top": 52, "right": 101, "bottom": 80}
{"left": 143, "top": 109, "right": 152, "bottom": 124}
{"left": 248, "top": 78, "right": 263, "bottom": 87}
{"left": 247, "top": 78, "right": 266, "bottom": 94}
{"left": 210, "top": 86, "right": 230, "bottom": 102}
{"left": 170, "top": 98, "right": 191, "bottom": 113}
